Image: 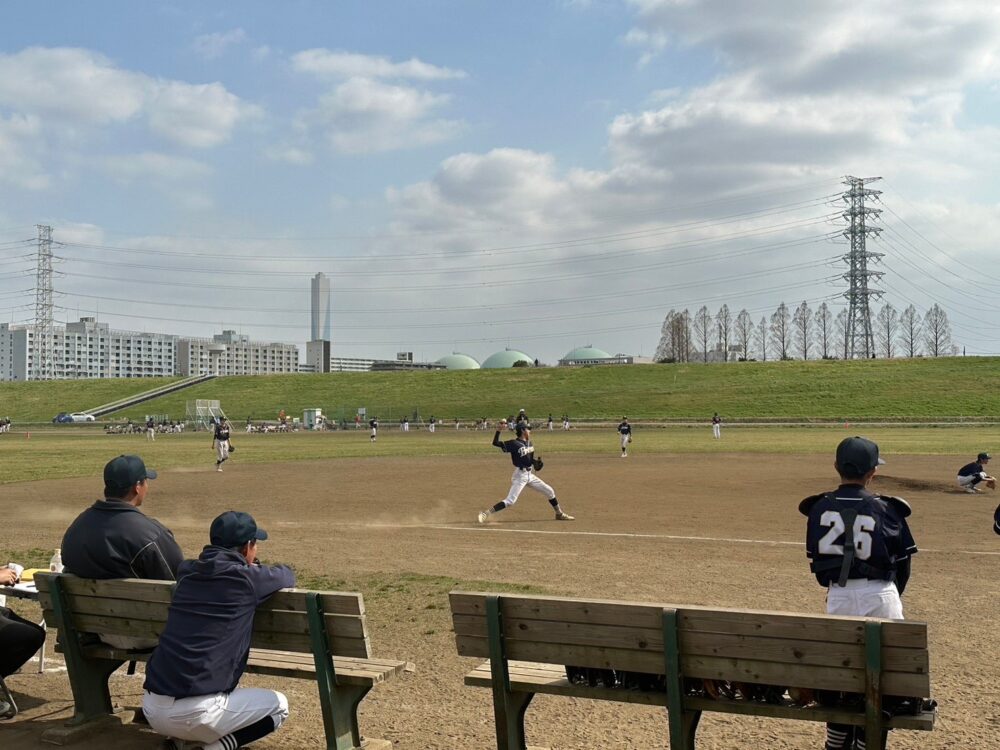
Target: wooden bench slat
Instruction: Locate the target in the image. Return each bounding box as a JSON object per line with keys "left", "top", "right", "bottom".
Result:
{"left": 452, "top": 615, "right": 928, "bottom": 675}
{"left": 449, "top": 592, "right": 927, "bottom": 649}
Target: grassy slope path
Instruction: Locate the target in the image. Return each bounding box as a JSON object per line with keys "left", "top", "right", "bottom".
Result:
{"left": 2, "top": 357, "right": 999, "bottom": 423}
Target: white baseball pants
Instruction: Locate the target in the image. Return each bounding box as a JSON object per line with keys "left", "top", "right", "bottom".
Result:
{"left": 957, "top": 473, "right": 984, "bottom": 488}
{"left": 712, "top": 423, "right": 721, "bottom": 439}
{"left": 620, "top": 434, "right": 630, "bottom": 451}
{"left": 826, "top": 578, "right": 903, "bottom": 619}
{"left": 215, "top": 440, "right": 230, "bottom": 462}
{"left": 142, "top": 688, "right": 288, "bottom": 745}
{"left": 502, "top": 468, "right": 555, "bottom": 506}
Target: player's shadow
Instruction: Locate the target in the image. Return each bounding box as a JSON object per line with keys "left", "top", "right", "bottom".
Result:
{"left": 874, "top": 474, "right": 962, "bottom": 494}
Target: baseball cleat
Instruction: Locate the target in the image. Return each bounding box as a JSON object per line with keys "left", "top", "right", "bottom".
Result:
{"left": 477, "top": 511, "right": 489, "bottom": 524}
{"left": 965, "top": 486, "right": 978, "bottom": 494}
{"left": 555, "top": 512, "right": 575, "bottom": 521}
{"left": 216, "top": 465, "right": 223, "bottom": 472}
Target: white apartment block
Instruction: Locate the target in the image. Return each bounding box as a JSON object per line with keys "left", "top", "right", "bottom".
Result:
{"left": 176, "top": 329, "right": 299, "bottom": 376}
{"left": 0, "top": 318, "right": 177, "bottom": 381}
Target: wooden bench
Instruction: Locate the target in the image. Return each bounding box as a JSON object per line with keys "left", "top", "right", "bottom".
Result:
{"left": 450, "top": 591, "right": 935, "bottom": 750}
{"left": 35, "top": 573, "right": 412, "bottom": 749}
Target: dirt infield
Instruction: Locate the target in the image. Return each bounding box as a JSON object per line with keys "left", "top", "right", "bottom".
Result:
{"left": 2, "top": 450, "right": 999, "bottom": 749}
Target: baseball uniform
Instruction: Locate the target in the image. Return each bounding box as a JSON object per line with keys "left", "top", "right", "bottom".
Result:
{"left": 617, "top": 420, "right": 632, "bottom": 457}
{"left": 213, "top": 423, "right": 231, "bottom": 471}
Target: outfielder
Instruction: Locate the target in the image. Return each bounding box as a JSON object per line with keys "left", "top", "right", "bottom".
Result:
{"left": 712, "top": 412, "right": 722, "bottom": 439}
{"left": 429, "top": 416, "right": 436, "bottom": 433}
{"left": 146, "top": 417, "right": 156, "bottom": 441}
{"left": 369, "top": 417, "right": 378, "bottom": 442}
{"left": 800, "top": 436, "right": 918, "bottom": 750}
{"left": 213, "top": 420, "right": 232, "bottom": 472}
{"left": 617, "top": 417, "right": 632, "bottom": 457}
{"left": 478, "top": 421, "right": 574, "bottom": 523}
{"left": 957, "top": 452, "right": 995, "bottom": 494}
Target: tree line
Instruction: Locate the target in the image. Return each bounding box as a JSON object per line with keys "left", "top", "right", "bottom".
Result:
{"left": 654, "top": 302, "right": 955, "bottom": 363}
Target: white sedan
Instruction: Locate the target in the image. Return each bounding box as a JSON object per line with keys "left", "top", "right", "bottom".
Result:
{"left": 70, "top": 412, "right": 96, "bottom": 422}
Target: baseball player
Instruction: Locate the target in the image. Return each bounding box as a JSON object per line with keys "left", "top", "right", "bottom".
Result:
{"left": 799, "top": 436, "right": 917, "bottom": 750}
{"left": 711, "top": 412, "right": 722, "bottom": 439}
{"left": 617, "top": 417, "right": 632, "bottom": 457}
{"left": 956, "top": 452, "right": 995, "bottom": 494}
{"left": 429, "top": 416, "right": 436, "bottom": 433}
{"left": 478, "top": 421, "right": 574, "bottom": 523}
{"left": 547, "top": 414, "right": 553, "bottom": 431}
{"left": 212, "top": 420, "right": 232, "bottom": 472}
{"left": 146, "top": 417, "right": 156, "bottom": 441}
{"left": 369, "top": 416, "right": 378, "bottom": 442}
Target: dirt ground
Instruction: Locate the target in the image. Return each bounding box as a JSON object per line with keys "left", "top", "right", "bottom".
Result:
{"left": 2, "top": 451, "right": 999, "bottom": 749}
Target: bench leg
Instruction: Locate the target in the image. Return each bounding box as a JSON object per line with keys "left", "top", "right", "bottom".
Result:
{"left": 493, "top": 689, "right": 533, "bottom": 750}
{"left": 64, "top": 656, "right": 126, "bottom": 725}
{"left": 317, "top": 682, "right": 370, "bottom": 750}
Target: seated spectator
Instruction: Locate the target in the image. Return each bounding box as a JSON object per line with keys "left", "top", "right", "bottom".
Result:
{"left": 0, "top": 567, "right": 46, "bottom": 718}
{"left": 61, "top": 455, "right": 183, "bottom": 649}
{"left": 142, "top": 511, "right": 295, "bottom": 750}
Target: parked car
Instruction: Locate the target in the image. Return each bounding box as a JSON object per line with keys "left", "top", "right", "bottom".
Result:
{"left": 70, "top": 412, "right": 96, "bottom": 422}
{"left": 52, "top": 412, "right": 73, "bottom": 423}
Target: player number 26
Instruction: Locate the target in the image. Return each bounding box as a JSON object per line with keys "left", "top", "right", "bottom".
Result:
{"left": 817, "top": 511, "right": 876, "bottom": 560}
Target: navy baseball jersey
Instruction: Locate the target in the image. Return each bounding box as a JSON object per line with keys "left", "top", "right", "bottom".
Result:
{"left": 618, "top": 422, "right": 631, "bottom": 436}
{"left": 801, "top": 485, "right": 917, "bottom": 590}
{"left": 214, "top": 424, "right": 230, "bottom": 441}
{"left": 712, "top": 415, "right": 721, "bottom": 425}
{"left": 369, "top": 418, "right": 378, "bottom": 429}
{"left": 493, "top": 431, "right": 535, "bottom": 469}
{"left": 958, "top": 461, "right": 987, "bottom": 478}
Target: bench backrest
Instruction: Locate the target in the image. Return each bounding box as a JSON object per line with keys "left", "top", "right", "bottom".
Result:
{"left": 450, "top": 591, "right": 930, "bottom": 698}
{"left": 36, "top": 573, "right": 371, "bottom": 658}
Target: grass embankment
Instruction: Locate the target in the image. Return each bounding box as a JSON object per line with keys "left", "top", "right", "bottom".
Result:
{"left": 2, "top": 357, "right": 999, "bottom": 423}
{"left": 3, "top": 426, "right": 999, "bottom": 485}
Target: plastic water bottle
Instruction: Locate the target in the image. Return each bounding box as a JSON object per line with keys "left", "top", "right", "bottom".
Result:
{"left": 49, "top": 548, "right": 64, "bottom": 573}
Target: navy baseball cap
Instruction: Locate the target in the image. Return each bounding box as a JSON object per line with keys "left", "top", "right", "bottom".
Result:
{"left": 515, "top": 422, "right": 530, "bottom": 436}
{"left": 836, "top": 437, "right": 885, "bottom": 475}
{"left": 104, "top": 455, "right": 157, "bottom": 489}
{"left": 210, "top": 510, "right": 268, "bottom": 548}
{"left": 978, "top": 452, "right": 991, "bottom": 461}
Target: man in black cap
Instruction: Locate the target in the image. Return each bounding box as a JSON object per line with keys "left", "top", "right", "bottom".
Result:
{"left": 799, "top": 437, "right": 918, "bottom": 750}
{"left": 956, "top": 452, "right": 995, "bottom": 494}
{"left": 61, "top": 455, "right": 184, "bottom": 648}
{"left": 142, "top": 511, "right": 295, "bottom": 750}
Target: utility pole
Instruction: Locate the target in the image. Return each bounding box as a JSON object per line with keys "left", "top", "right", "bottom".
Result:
{"left": 34, "top": 224, "right": 54, "bottom": 380}
{"left": 841, "top": 176, "right": 884, "bottom": 359}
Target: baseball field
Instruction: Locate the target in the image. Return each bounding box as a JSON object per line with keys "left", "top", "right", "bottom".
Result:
{"left": 1, "top": 425, "right": 999, "bottom": 749}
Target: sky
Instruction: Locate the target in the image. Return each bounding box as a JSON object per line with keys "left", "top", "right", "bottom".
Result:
{"left": 1, "top": 0, "right": 1000, "bottom": 363}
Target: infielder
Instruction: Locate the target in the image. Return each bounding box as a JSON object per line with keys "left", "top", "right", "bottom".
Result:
{"left": 799, "top": 437, "right": 918, "bottom": 750}
{"left": 478, "top": 421, "right": 574, "bottom": 523}
{"left": 369, "top": 417, "right": 378, "bottom": 442}
{"left": 712, "top": 412, "right": 722, "bottom": 439}
{"left": 617, "top": 417, "right": 632, "bottom": 457}
{"left": 213, "top": 420, "right": 232, "bottom": 472}
{"left": 957, "top": 452, "right": 995, "bottom": 494}
{"left": 146, "top": 417, "right": 156, "bottom": 441}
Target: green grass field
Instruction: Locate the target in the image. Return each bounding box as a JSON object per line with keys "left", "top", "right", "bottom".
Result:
{"left": 3, "top": 424, "right": 998, "bottom": 485}
{"left": 2, "top": 356, "right": 999, "bottom": 424}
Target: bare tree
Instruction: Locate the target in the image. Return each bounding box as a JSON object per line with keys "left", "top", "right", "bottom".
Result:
{"left": 898, "top": 304, "right": 921, "bottom": 357}
{"left": 693, "top": 305, "right": 712, "bottom": 362}
{"left": 756, "top": 316, "right": 769, "bottom": 361}
{"left": 655, "top": 310, "right": 677, "bottom": 362}
{"left": 816, "top": 302, "right": 833, "bottom": 359}
{"left": 770, "top": 302, "right": 792, "bottom": 360}
{"left": 835, "top": 308, "right": 849, "bottom": 360}
{"left": 715, "top": 304, "right": 732, "bottom": 361}
{"left": 792, "top": 301, "right": 813, "bottom": 360}
{"left": 655, "top": 309, "right": 693, "bottom": 362}
{"left": 876, "top": 303, "right": 898, "bottom": 359}
{"left": 734, "top": 309, "right": 753, "bottom": 360}
{"left": 923, "top": 304, "right": 952, "bottom": 357}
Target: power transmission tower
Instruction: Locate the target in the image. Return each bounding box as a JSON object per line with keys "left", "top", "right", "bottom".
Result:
{"left": 33, "top": 224, "right": 54, "bottom": 380}
{"left": 840, "top": 176, "right": 884, "bottom": 359}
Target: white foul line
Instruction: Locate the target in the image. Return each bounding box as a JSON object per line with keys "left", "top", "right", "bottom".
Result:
{"left": 424, "top": 525, "right": 1000, "bottom": 557}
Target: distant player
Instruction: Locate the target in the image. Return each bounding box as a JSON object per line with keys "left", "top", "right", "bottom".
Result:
{"left": 146, "top": 417, "right": 156, "bottom": 441}
{"left": 617, "top": 417, "right": 632, "bottom": 457}
{"left": 429, "top": 416, "right": 436, "bottom": 433}
{"left": 957, "top": 452, "right": 995, "bottom": 494}
{"left": 712, "top": 412, "right": 722, "bottom": 439}
{"left": 562, "top": 414, "right": 570, "bottom": 430}
{"left": 478, "top": 421, "right": 574, "bottom": 523}
{"left": 799, "top": 436, "right": 917, "bottom": 750}
{"left": 547, "top": 414, "right": 553, "bottom": 431}
{"left": 515, "top": 409, "right": 528, "bottom": 428}
{"left": 369, "top": 417, "right": 378, "bottom": 442}
{"left": 212, "top": 420, "right": 231, "bottom": 472}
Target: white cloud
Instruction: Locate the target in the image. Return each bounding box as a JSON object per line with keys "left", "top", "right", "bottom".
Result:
{"left": 0, "top": 47, "right": 258, "bottom": 149}
{"left": 264, "top": 143, "right": 314, "bottom": 165}
{"left": 0, "top": 114, "right": 49, "bottom": 190}
{"left": 98, "top": 152, "right": 212, "bottom": 183}
{"left": 310, "top": 77, "right": 463, "bottom": 154}
{"left": 193, "top": 28, "right": 247, "bottom": 60}
{"left": 292, "top": 49, "right": 466, "bottom": 81}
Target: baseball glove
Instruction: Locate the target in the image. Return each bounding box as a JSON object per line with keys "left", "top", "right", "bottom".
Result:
{"left": 532, "top": 457, "right": 544, "bottom": 472}
{"left": 986, "top": 476, "right": 996, "bottom": 489}
{"left": 228, "top": 443, "right": 236, "bottom": 453}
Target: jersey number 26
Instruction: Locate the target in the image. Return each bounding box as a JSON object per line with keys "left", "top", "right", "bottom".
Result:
{"left": 818, "top": 511, "right": 876, "bottom": 559}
